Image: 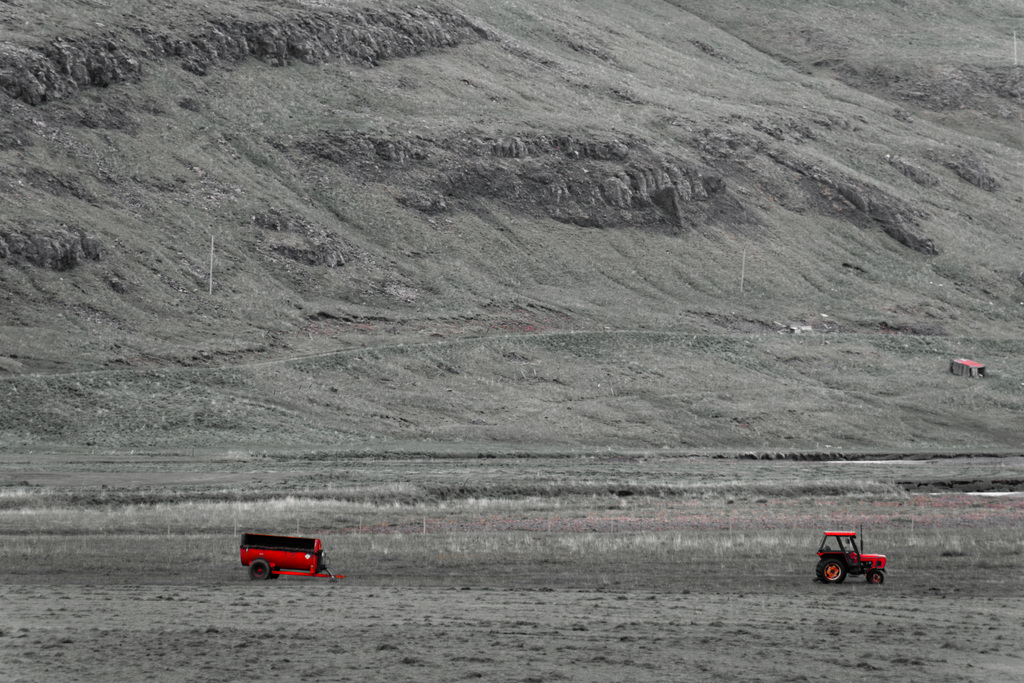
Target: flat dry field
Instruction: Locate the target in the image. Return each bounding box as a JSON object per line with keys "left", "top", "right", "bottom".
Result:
{"left": 2, "top": 583, "right": 1021, "bottom": 682}
{"left": 1, "top": 451, "right": 1022, "bottom": 681}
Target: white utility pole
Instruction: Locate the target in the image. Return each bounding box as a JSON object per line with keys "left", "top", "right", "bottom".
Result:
{"left": 208, "top": 235, "right": 214, "bottom": 295}
{"left": 740, "top": 247, "right": 747, "bottom": 294}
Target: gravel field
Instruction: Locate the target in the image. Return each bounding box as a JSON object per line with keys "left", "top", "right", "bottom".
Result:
{"left": 1, "top": 583, "right": 1021, "bottom": 682}
{"left": 2, "top": 454, "right": 1022, "bottom": 680}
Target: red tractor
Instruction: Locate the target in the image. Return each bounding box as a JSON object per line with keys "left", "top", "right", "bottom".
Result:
{"left": 816, "top": 530, "right": 886, "bottom": 584}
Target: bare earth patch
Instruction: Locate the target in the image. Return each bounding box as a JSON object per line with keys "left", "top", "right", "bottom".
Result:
{"left": 0, "top": 584, "right": 1020, "bottom": 682}
{"left": 1, "top": 452, "right": 1022, "bottom": 680}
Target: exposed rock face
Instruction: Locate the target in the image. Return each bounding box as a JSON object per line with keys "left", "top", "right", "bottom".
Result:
{"left": 936, "top": 151, "right": 998, "bottom": 192}
{"left": 820, "top": 59, "right": 1024, "bottom": 115}
{"left": 0, "top": 39, "right": 142, "bottom": 105}
{"left": 301, "top": 131, "right": 736, "bottom": 233}
{"left": 144, "top": 6, "right": 485, "bottom": 74}
{"left": 770, "top": 150, "right": 938, "bottom": 255}
{"left": 893, "top": 65, "right": 1024, "bottom": 111}
{"left": 252, "top": 210, "right": 348, "bottom": 267}
{"left": 0, "top": 228, "right": 104, "bottom": 270}
{"left": 0, "top": 115, "right": 33, "bottom": 150}
{"left": 0, "top": 3, "right": 947, "bottom": 264}
{"left": 398, "top": 191, "right": 448, "bottom": 214}
{"left": 887, "top": 154, "right": 939, "bottom": 187}
{"left": 0, "top": 7, "right": 485, "bottom": 106}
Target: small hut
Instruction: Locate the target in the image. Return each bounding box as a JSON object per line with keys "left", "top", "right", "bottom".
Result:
{"left": 950, "top": 358, "right": 985, "bottom": 378}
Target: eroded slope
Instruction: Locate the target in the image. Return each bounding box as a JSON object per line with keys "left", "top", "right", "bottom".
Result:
{"left": 2, "top": 0, "right": 1024, "bottom": 448}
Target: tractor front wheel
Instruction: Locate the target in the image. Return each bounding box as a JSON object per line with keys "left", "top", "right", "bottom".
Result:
{"left": 866, "top": 569, "right": 884, "bottom": 585}
{"left": 248, "top": 559, "right": 272, "bottom": 581}
{"left": 816, "top": 558, "right": 847, "bottom": 584}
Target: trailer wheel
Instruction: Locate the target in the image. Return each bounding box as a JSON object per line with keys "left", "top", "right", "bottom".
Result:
{"left": 268, "top": 571, "right": 280, "bottom": 580}
{"left": 818, "top": 559, "right": 847, "bottom": 584}
{"left": 248, "top": 559, "right": 271, "bottom": 581}
{"left": 866, "top": 569, "right": 884, "bottom": 585}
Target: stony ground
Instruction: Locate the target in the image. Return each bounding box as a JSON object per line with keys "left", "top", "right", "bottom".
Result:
{"left": 1, "top": 581, "right": 1021, "bottom": 682}
{"left": 2, "top": 453, "right": 1022, "bottom": 680}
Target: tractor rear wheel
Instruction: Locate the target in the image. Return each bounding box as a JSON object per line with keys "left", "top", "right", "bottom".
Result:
{"left": 816, "top": 558, "right": 847, "bottom": 584}
{"left": 866, "top": 569, "right": 884, "bottom": 585}
{"left": 248, "top": 559, "right": 272, "bottom": 580}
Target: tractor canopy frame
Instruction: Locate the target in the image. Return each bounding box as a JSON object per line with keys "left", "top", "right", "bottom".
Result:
{"left": 816, "top": 530, "right": 887, "bottom": 585}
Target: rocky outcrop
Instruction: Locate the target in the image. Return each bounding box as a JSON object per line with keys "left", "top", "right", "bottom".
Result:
{"left": 770, "top": 150, "right": 938, "bottom": 255}
{"left": 893, "top": 65, "right": 1024, "bottom": 111}
{"left": 934, "top": 151, "right": 998, "bottom": 192}
{"left": 447, "top": 135, "right": 730, "bottom": 230}
{"left": 397, "top": 191, "right": 448, "bottom": 214}
{"left": 251, "top": 210, "right": 348, "bottom": 267}
{"left": 823, "top": 60, "right": 1024, "bottom": 114}
{"left": 483, "top": 135, "right": 631, "bottom": 161}
{"left": 0, "top": 117, "right": 33, "bottom": 150}
{"left": 303, "top": 133, "right": 632, "bottom": 166}
{"left": 0, "top": 227, "right": 104, "bottom": 270}
{"left": 144, "top": 6, "right": 485, "bottom": 74}
{"left": 0, "top": 6, "right": 486, "bottom": 105}
{"left": 0, "top": 39, "right": 142, "bottom": 105}
{"left": 886, "top": 154, "right": 939, "bottom": 187}
{"left": 300, "top": 133, "right": 433, "bottom": 164}
{"left": 300, "top": 130, "right": 734, "bottom": 232}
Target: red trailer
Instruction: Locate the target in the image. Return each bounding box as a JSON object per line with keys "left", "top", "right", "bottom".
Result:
{"left": 240, "top": 533, "right": 344, "bottom": 580}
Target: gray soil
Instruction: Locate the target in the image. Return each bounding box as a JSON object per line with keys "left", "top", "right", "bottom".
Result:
{"left": 1, "top": 583, "right": 1020, "bottom": 682}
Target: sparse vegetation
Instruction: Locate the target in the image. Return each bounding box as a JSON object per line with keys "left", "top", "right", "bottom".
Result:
{"left": 3, "top": 2, "right": 1024, "bottom": 679}
{"left": 3, "top": 0, "right": 1024, "bottom": 451}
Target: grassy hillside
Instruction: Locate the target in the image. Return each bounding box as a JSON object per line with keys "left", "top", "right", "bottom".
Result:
{"left": 2, "top": 0, "right": 1024, "bottom": 451}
